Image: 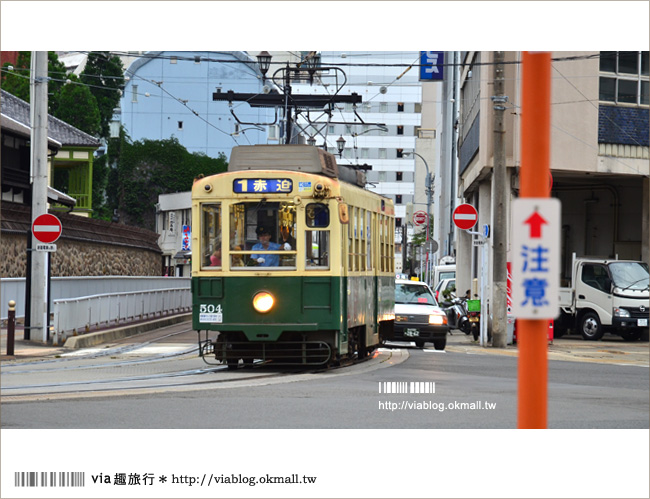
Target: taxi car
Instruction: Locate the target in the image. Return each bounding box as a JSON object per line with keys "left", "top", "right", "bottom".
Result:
{"left": 393, "top": 279, "right": 449, "bottom": 350}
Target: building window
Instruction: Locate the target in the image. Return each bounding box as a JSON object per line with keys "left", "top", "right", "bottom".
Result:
{"left": 170, "top": 56, "right": 177, "bottom": 64}
{"left": 178, "top": 121, "right": 183, "bottom": 130}
{"left": 414, "top": 102, "right": 422, "bottom": 113}
{"left": 194, "top": 55, "right": 201, "bottom": 64}
{"left": 396, "top": 172, "right": 403, "bottom": 181}
{"left": 132, "top": 85, "right": 138, "bottom": 102}
{"left": 378, "top": 171, "right": 387, "bottom": 182}
{"left": 599, "top": 51, "right": 649, "bottom": 106}
{"left": 328, "top": 125, "right": 335, "bottom": 134}
{"left": 379, "top": 148, "right": 387, "bottom": 159}
{"left": 396, "top": 148, "right": 404, "bottom": 158}
{"left": 396, "top": 195, "right": 402, "bottom": 204}
{"left": 397, "top": 125, "right": 404, "bottom": 135}
{"left": 268, "top": 125, "right": 279, "bottom": 140}
{"left": 380, "top": 102, "right": 387, "bottom": 113}
{"left": 397, "top": 102, "right": 404, "bottom": 112}
{"left": 361, "top": 148, "right": 369, "bottom": 159}
{"left": 396, "top": 218, "right": 402, "bottom": 228}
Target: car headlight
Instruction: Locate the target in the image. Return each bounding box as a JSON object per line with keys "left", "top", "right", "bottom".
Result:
{"left": 614, "top": 307, "right": 630, "bottom": 318}
{"left": 429, "top": 313, "right": 447, "bottom": 325}
{"left": 253, "top": 291, "right": 274, "bottom": 313}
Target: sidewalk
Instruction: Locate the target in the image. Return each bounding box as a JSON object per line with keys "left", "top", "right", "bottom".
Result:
{"left": 2, "top": 321, "right": 648, "bottom": 366}
{"left": 445, "top": 330, "right": 650, "bottom": 367}
{"left": 0, "top": 313, "right": 191, "bottom": 362}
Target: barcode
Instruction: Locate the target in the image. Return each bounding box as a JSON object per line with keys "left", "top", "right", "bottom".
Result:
{"left": 14, "top": 472, "right": 85, "bottom": 487}
{"left": 378, "top": 381, "right": 435, "bottom": 394}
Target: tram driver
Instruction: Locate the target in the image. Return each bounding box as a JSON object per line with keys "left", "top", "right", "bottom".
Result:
{"left": 251, "top": 226, "right": 291, "bottom": 267}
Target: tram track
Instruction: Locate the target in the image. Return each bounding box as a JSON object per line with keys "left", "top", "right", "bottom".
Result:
{"left": 1, "top": 346, "right": 402, "bottom": 402}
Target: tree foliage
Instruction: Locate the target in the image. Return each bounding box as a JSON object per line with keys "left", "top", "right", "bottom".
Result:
{"left": 411, "top": 219, "right": 434, "bottom": 246}
{"left": 53, "top": 76, "right": 101, "bottom": 136}
{"left": 1, "top": 51, "right": 67, "bottom": 113}
{"left": 80, "top": 52, "right": 125, "bottom": 138}
{"left": 106, "top": 134, "right": 228, "bottom": 229}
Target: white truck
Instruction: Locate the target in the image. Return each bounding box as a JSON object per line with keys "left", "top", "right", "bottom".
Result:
{"left": 555, "top": 255, "right": 649, "bottom": 341}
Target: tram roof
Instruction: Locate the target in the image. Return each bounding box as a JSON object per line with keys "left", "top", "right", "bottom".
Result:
{"left": 228, "top": 145, "right": 366, "bottom": 188}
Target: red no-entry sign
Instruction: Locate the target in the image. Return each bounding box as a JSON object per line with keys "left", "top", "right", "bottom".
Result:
{"left": 413, "top": 210, "right": 428, "bottom": 226}
{"left": 452, "top": 204, "right": 478, "bottom": 230}
{"left": 32, "top": 214, "right": 62, "bottom": 244}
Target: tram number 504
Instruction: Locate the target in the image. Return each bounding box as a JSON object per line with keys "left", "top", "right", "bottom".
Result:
{"left": 199, "top": 303, "right": 223, "bottom": 323}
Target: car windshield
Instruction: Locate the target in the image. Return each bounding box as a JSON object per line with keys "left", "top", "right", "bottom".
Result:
{"left": 608, "top": 262, "right": 650, "bottom": 290}
{"left": 395, "top": 283, "right": 437, "bottom": 305}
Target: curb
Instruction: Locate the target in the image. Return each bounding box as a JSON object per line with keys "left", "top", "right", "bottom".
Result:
{"left": 63, "top": 313, "right": 192, "bottom": 349}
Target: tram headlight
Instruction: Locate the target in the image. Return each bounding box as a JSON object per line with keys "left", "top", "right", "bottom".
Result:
{"left": 253, "top": 292, "right": 275, "bottom": 313}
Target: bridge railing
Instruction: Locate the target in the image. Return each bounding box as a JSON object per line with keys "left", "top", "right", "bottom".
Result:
{"left": 53, "top": 287, "right": 192, "bottom": 342}
{"left": 1, "top": 276, "right": 190, "bottom": 320}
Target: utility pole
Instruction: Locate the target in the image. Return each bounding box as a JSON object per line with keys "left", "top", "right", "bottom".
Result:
{"left": 491, "top": 51, "right": 508, "bottom": 348}
{"left": 29, "top": 51, "right": 50, "bottom": 343}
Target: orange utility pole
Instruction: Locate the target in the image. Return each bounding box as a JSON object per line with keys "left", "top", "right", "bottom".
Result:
{"left": 517, "top": 51, "right": 552, "bottom": 429}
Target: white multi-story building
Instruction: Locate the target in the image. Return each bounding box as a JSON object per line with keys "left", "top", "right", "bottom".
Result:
{"left": 293, "top": 51, "right": 436, "bottom": 274}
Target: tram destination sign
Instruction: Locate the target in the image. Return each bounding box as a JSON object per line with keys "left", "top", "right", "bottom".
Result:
{"left": 233, "top": 178, "right": 293, "bottom": 194}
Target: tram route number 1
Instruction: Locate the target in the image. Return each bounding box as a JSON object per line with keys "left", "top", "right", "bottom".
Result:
{"left": 199, "top": 303, "right": 223, "bottom": 323}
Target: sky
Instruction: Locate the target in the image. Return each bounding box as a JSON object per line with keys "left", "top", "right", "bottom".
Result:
{"left": 1, "top": 1, "right": 649, "bottom": 51}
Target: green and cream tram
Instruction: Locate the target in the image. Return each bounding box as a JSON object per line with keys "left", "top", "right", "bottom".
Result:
{"left": 192, "top": 145, "right": 395, "bottom": 368}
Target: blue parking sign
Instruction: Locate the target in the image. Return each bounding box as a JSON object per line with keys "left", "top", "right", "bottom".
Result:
{"left": 420, "top": 51, "right": 444, "bottom": 81}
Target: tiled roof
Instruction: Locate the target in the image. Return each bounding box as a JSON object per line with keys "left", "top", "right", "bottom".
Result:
{"left": 598, "top": 105, "right": 649, "bottom": 147}
{"left": 0, "top": 89, "right": 100, "bottom": 148}
{"left": 1, "top": 201, "right": 161, "bottom": 253}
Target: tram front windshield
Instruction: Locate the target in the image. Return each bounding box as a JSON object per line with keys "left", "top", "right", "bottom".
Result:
{"left": 201, "top": 200, "right": 330, "bottom": 270}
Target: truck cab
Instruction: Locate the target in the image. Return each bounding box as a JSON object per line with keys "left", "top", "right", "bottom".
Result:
{"left": 557, "top": 256, "right": 649, "bottom": 341}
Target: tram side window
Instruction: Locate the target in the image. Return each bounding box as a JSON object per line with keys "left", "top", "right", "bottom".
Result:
{"left": 367, "top": 211, "right": 373, "bottom": 270}
{"left": 201, "top": 203, "right": 222, "bottom": 268}
{"left": 306, "top": 230, "right": 329, "bottom": 269}
{"left": 305, "top": 203, "right": 329, "bottom": 269}
{"left": 229, "top": 201, "right": 297, "bottom": 269}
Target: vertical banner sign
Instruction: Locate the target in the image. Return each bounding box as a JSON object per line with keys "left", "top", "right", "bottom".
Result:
{"left": 168, "top": 212, "right": 176, "bottom": 235}
{"left": 181, "top": 225, "right": 191, "bottom": 251}
{"left": 511, "top": 198, "right": 561, "bottom": 319}
{"left": 419, "top": 51, "right": 444, "bottom": 81}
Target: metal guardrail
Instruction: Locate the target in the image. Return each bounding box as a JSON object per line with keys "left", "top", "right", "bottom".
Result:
{"left": 52, "top": 287, "right": 191, "bottom": 342}
{"left": 1, "top": 276, "right": 191, "bottom": 320}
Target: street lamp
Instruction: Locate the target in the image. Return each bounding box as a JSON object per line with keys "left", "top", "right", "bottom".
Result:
{"left": 404, "top": 151, "right": 433, "bottom": 284}
{"left": 336, "top": 135, "right": 346, "bottom": 156}
{"left": 256, "top": 51, "right": 272, "bottom": 81}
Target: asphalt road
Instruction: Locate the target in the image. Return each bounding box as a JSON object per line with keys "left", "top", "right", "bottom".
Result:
{"left": 2, "top": 328, "right": 647, "bottom": 429}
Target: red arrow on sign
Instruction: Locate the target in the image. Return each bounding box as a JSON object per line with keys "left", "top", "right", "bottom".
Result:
{"left": 524, "top": 211, "right": 547, "bottom": 238}
{"left": 32, "top": 214, "right": 62, "bottom": 244}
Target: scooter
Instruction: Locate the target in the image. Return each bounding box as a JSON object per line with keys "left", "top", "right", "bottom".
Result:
{"left": 441, "top": 293, "right": 471, "bottom": 335}
{"left": 466, "top": 298, "right": 481, "bottom": 341}
{"left": 468, "top": 309, "right": 480, "bottom": 340}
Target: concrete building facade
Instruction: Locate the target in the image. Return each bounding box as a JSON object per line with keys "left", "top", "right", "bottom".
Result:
{"left": 440, "top": 51, "right": 649, "bottom": 332}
